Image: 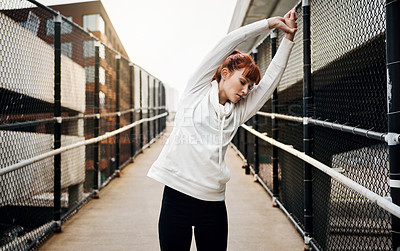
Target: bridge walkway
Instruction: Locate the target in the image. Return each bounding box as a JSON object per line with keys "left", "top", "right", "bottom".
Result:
{"left": 40, "top": 124, "right": 303, "bottom": 251}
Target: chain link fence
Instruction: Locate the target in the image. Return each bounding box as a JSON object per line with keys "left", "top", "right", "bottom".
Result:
{"left": 0, "top": 1, "right": 167, "bottom": 250}
{"left": 232, "top": 0, "right": 399, "bottom": 250}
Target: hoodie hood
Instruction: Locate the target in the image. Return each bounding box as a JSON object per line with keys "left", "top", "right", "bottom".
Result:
{"left": 209, "top": 80, "right": 234, "bottom": 171}
{"left": 209, "top": 80, "right": 234, "bottom": 118}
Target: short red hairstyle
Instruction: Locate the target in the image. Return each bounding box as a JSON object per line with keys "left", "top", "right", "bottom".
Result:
{"left": 213, "top": 50, "right": 261, "bottom": 85}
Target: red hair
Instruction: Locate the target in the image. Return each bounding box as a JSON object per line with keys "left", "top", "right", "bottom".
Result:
{"left": 213, "top": 50, "right": 261, "bottom": 85}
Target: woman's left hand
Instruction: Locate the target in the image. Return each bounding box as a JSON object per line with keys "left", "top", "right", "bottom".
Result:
{"left": 284, "top": 8, "right": 297, "bottom": 41}
{"left": 267, "top": 8, "right": 298, "bottom": 41}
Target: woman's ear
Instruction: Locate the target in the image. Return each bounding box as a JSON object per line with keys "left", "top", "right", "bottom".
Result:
{"left": 221, "top": 68, "right": 230, "bottom": 81}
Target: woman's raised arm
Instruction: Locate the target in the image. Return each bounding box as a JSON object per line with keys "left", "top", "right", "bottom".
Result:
{"left": 183, "top": 14, "right": 297, "bottom": 96}
{"left": 237, "top": 8, "right": 298, "bottom": 124}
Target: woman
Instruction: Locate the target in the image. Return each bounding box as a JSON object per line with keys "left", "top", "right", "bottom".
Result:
{"left": 148, "top": 8, "right": 298, "bottom": 251}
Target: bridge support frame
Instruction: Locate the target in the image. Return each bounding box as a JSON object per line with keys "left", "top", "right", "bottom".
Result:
{"left": 93, "top": 41, "right": 101, "bottom": 198}
{"left": 271, "top": 29, "right": 279, "bottom": 208}
{"left": 115, "top": 55, "right": 121, "bottom": 176}
{"left": 302, "top": 0, "right": 314, "bottom": 249}
{"left": 53, "top": 13, "right": 62, "bottom": 232}
{"left": 129, "top": 63, "right": 135, "bottom": 160}
{"left": 139, "top": 70, "right": 144, "bottom": 151}
{"left": 386, "top": 0, "right": 400, "bottom": 250}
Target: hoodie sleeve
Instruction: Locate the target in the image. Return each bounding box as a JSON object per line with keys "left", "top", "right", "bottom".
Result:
{"left": 182, "top": 19, "right": 271, "bottom": 97}
{"left": 237, "top": 37, "right": 295, "bottom": 125}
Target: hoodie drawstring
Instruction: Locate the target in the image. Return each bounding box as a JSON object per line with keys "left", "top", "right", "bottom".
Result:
{"left": 212, "top": 81, "right": 231, "bottom": 171}
{"left": 219, "top": 114, "right": 226, "bottom": 169}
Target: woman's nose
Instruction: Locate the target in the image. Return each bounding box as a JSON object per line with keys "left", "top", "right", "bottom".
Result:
{"left": 242, "top": 85, "right": 249, "bottom": 95}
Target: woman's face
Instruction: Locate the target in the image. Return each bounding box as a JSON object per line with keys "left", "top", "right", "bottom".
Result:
{"left": 219, "top": 68, "right": 254, "bottom": 104}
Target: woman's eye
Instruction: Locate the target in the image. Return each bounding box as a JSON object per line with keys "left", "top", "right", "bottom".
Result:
{"left": 240, "top": 81, "right": 245, "bottom": 85}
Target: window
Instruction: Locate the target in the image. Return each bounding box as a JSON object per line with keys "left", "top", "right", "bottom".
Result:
{"left": 99, "top": 91, "right": 106, "bottom": 109}
{"left": 85, "top": 66, "right": 105, "bottom": 85}
{"left": 61, "top": 42, "right": 72, "bottom": 58}
{"left": 82, "top": 40, "right": 93, "bottom": 58}
{"left": 46, "top": 16, "right": 72, "bottom": 36}
{"left": 83, "top": 40, "right": 105, "bottom": 59}
{"left": 49, "top": 42, "right": 72, "bottom": 58}
{"left": 99, "top": 67, "right": 106, "bottom": 85}
{"left": 82, "top": 14, "right": 105, "bottom": 33}
{"left": 19, "top": 11, "right": 40, "bottom": 35}
{"left": 85, "top": 66, "right": 94, "bottom": 83}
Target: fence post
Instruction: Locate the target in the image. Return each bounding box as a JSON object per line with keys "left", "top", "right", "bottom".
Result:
{"left": 53, "top": 13, "right": 62, "bottom": 232}
{"left": 139, "top": 70, "right": 144, "bottom": 151}
{"left": 161, "top": 83, "right": 166, "bottom": 131}
{"left": 236, "top": 126, "right": 240, "bottom": 150}
{"left": 386, "top": 0, "right": 400, "bottom": 250}
{"left": 234, "top": 130, "right": 238, "bottom": 149}
{"left": 93, "top": 41, "right": 101, "bottom": 198}
{"left": 244, "top": 125, "right": 250, "bottom": 175}
{"left": 129, "top": 63, "right": 135, "bottom": 160}
{"left": 237, "top": 128, "right": 240, "bottom": 150}
{"left": 153, "top": 79, "right": 157, "bottom": 140}
{"left": 147, "top": 75, "right": 151, "bottom": 146}
{"left": 164, "top": 83, "right": 167, "bottom": 130}
{"left": 253, "top": 114, "right": 259, "bottom": 174}
{"left": 271, "top": 29, "right": 279, "bottom": 207}
{"left": 303, "top": 0, "right": 313, "bottom": 249}
{"left": 237, "top": 128, "right": 241, "bottom": 152}
{"left": 252, "top": 50, "right": 260, "bottom": 175}
{"left": 115, "top": 54, "right": 121, "bottom": 176}
{"left": 159, "top": 82, "right": 162, "bottom": 133}
{"left": 158, "top": 81, "right": 161, "bottom": 135}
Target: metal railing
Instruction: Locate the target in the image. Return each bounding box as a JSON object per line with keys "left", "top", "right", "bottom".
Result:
{"left": 0, "top": 0, "right": 167, "bottom": 250}
{"left": 232, "top": 0, "right": 400, "bottom": 250}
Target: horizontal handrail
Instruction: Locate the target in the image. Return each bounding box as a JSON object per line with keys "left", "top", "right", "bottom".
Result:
{"left": 0, "top": 117, "right": 57, "bottom": 130}
{"left": 241, "top": 123, "right": 400, "bottom": 219}
{"left": 0, "top": 112, "right": 168, "bottom": 177}
{"left": 257, "top": 111, "right": 303, "bottom": 123}
{"left": 256, "top": 111, "right": 396, "bottom": 143}
{"left": 230, "top": 142, "right": 321, "bottom": 249}
{"left": 0, "top": 106, "right": 167, "bottom": 130}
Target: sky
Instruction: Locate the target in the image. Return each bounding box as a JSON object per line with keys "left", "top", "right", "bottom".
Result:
{"left": 37, "top": 0, "right": 238, "bottom": 99}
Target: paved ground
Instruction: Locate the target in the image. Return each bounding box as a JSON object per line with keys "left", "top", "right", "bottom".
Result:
{"left": 40, "top": 124, "right": 304, "bottom": 251}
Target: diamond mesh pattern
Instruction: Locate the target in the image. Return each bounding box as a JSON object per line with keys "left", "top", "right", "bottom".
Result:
{"left": 232, "top": 1, "right": 391, "bottom": 250}
{"left": 0, "top": 1, "right": 166, "bottom": 249}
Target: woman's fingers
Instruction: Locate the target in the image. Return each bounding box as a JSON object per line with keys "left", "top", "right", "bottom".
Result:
{"left": 289, "top": 11, "right": 296, "bottom": 28}
{"left": 279, "top": 22, "right": 297, "bottom": 34}
{"left": 282, "top": 8, "right": 297, "bottom": 21}
{"left": 268, "top": 16, "right": 297, "bottom": 34}
{"left": 283, "top": 8, "right": 297, "bottom": 31}
{"left": 287, "top": 8, "right": 296, "bottom": 21}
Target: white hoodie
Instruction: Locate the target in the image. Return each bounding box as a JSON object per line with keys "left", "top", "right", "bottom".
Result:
{"left": 147, "top": 19, "right": 294, "bottom": 201}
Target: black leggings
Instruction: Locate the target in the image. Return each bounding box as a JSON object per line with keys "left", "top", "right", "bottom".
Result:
{"left": 158, "top": 186, "right": 228, "bottom": 251}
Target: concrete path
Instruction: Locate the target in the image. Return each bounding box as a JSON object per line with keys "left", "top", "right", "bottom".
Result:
{"left": 40, "top": 124, "right": 303, "bottom": 251}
